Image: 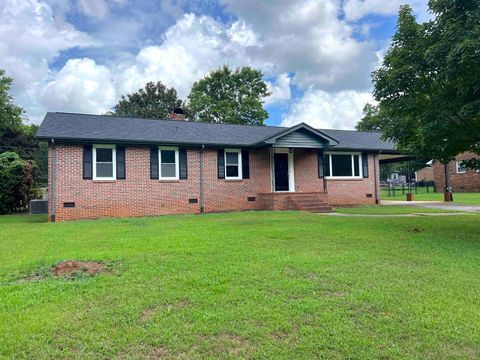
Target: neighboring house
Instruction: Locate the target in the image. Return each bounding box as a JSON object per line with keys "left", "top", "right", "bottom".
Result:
{"left": 388, "top": 172, "right": 407, "bottom": 184}
{"left": 433, "top": 152, "right": 480, "bottom": 193}
{"left": 415, "top": 166, "right": 434, "bottom": 182}
{"left": 37, "top": 112, "right": 400, "bottom": 222}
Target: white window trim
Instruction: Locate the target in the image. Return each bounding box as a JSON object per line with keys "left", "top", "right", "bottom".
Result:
{"left": 325, "top": 152, "right": 363, "bottom": 179}
{"left": 158, "top": 146, "right": 179, "bottom": 180}
{"left": 456, "top": 161, "right": 467, "bottom": 174}
{"left": 93, "top": 144, "right": 116, "bottom": 180}
{"left": 224, "top": 148, "right": 242, "bottom": 180}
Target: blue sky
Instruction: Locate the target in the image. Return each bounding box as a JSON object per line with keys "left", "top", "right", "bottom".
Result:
{"left": 0, "top": 0, "right": 429, "bottom": 127}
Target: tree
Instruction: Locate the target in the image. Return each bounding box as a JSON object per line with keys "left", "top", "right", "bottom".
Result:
{"left": 0, "top": 69, "right": 45, "bottom": 176}
{"left": 356, "top": 104, "right": 384, "bottom": 132}
{"left": 0, "top": 152, "right": 39, "bottom": 213}
{"left": 0, "top": 69, "right": 42, "bottom": 158}
{"left": 364, "top": 2, "right": 480, "bottom": 169}
{"left": 110, "top": 81, "right": 183, "bottom": 119}
{"left": 187, "top": 65, "right": 270, "bottom": 125}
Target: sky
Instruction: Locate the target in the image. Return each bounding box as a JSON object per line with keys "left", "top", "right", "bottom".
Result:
{"left": 0, "top": 0, "right": 430, "bottom": 128}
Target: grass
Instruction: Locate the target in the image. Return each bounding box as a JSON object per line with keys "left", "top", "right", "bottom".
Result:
{"left": 1, "top": 211, "right": 480, "bottom": 359}
{"left": 381, "top": 189, "right": 480, "bottom": 205}
{"left": 335, "top": 205, "right": 461, "bottom": 215}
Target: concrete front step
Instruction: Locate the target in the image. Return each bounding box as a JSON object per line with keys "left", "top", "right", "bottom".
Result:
{"left": 297, "top": 206, "right": 333, "bottom": 212}
{"left": 294, "top": 200, "right": 328, "bottom": 206}
{"left": 292, "top": 195, "right": 333, "bottom": 212}
{"left": 257, "top": 192, "right": 330, "bottom": 211}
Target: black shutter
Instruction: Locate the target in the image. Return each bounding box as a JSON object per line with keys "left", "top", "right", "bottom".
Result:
{"left": 325, "top": 154, "right": 330, "bottom": 177}
{"left": 317, "top": 150, "right": 324, "bottom": 178}
{"left": 150, "top": 147, "right": 159, "bottom": 179}
{"left": 179, "top": 148, "right": 188, "bottom": 180}
{"left": 362, "top": 153, "right": 369, "bottom": 178}
{"left": 241, "top": 150, "right": 249, "bottom": 179}
{"left": 217, "top": 149, "right": 225, "bottom": 179}
{"left": 83, "top": 145, "right": 93, "bottom": 180}
{"left": 116, "top": 146, "right": 126, "bottom": 180}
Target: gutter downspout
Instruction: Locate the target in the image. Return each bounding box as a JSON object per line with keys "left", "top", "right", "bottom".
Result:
{"left": 322, "top": 151, "right": 327, "bottom": 192}
{"left": 50, "top": 139, "right": 56, "bottom": 222}
{"left": 199, "top": 144, "right": 205, "bottom": 213}
{"left": 373, "top": 152, "right": 379, "bottom": 204}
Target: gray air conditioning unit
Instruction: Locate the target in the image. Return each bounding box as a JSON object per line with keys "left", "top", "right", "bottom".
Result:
{"left": 30, "top": 199, "right": 48, "bottom": 214}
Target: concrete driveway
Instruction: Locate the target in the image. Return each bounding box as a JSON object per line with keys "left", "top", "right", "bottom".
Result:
{"left": 382, "top": 200, "right": 480, "bottom": 213}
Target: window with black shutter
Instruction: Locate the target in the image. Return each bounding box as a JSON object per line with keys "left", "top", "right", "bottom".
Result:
{"left": 93, "top": 144, "right": 116, "bottom": 180}
{"left": 158, "top": 147, "right": 179, "bottom": 179}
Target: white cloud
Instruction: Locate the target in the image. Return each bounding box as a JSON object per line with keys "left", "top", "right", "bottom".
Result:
{"left": 0, "top": 0, "right": 94, "bottom": 88}
{"left": 265, "top": 74, "right": 292, "bottom": 105}
{"left": 0, "top": 0, "right": 95, "bottom": 120}
{"left": 343, "top": 0, "right": 430, "bottom": 22}
{"left": 220, "top": 0, "right": 376, "bottom": 91}
{"left": 77, "top": 0, "right": 127, "bottom": 19}
{"left": 40, "top": 58, "right": 116, "bottom": 114}
{"left": 1, "top": 0, "right": 430, "bottom": 127}
{"left": 115, "top": 13, "right": 254, "bottom": 99}
{"left": 280, "top": 89, "right": 374, "bottom": 129}
{"left": 227, "top": 20, "right": 258, "bottom": 47}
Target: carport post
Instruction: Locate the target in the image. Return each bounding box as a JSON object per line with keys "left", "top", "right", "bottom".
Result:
{"left": 444, "top": 163, "right": 452, "bottom": 202}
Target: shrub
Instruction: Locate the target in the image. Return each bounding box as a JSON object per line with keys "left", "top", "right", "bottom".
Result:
{"left": 0, "top": 152, "right": 39, "bottom": 213}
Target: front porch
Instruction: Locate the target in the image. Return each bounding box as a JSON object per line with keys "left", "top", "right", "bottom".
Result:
{"left": 257, "top": 192, "right": 332, "bottom": 213}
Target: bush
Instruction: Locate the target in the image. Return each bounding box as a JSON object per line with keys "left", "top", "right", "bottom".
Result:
{"left": 0, "top": 152, "right": 39, "bottom": 213}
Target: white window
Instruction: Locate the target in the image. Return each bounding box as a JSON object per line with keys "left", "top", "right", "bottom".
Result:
{"left": 225, "top": 149, "right": 242, "bottom": 179}
{"left": 456, "top": 161, "right": 467, "bottom": 174}
{"left": 93, "top": 144, "right": 116, "bottom": 180}
{"left": 325, "top": 153, "right": 362, "bottom": 178}
{"left": 159, "top": 147, "right": 179, "bottom": 179}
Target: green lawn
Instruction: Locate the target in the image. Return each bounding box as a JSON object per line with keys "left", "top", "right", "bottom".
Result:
{"left": 335, "top": 205, "right": 461, "bottom": 215}
{"left": 1, "top": 212, "right": 480, "bottom": 359}
{"left": 381, "top": 189, "right": 480, "bottom": 204}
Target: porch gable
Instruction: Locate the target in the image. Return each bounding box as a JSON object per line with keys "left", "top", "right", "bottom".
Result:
{"left": 259, "top": 122, "right": 338, "bottom": 149}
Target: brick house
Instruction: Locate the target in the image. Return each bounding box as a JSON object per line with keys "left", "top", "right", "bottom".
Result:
{"left": 37, "top": 112, "right": 400, "bottom": 222}
{"left": 433, "top": 152, "right": 480, "bottom": 193}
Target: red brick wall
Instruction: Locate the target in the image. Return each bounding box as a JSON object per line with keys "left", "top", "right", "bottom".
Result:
{"left": 326, "top": 153, "right": 380, "bottom": 206}
{"left": 292, "top": 149, "right": 379, "bottom": 205}
{"left": 48, "top": 145, "right": 381, "bottom": 221}
{"left": 433, "top": 152, "right": 480, "bottom": 192}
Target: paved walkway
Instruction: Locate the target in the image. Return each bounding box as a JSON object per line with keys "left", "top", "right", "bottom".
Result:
{"left": 322, "top": 212, "right": 474, "bottom": 218}
{"left": 382, "top": 200, "right": 480, "bottom": 213}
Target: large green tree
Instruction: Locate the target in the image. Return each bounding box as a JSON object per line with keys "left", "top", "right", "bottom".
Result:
{"left": 110, "top": 81, "right": 183, "bottom": 119}
{"left": 356, "top": 104, "right": 384, "bottom": 132}
{"left": 0, "top": 69, "right": 41, "bottom": 160}
{"left": 187, "top": 65, "right": 270, "bottom": 125}
{"left": 358, "top": 1, "right": 480, "bottom": 169}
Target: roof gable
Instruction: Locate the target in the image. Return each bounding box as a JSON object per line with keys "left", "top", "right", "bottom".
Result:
{"left": 259, "top": 122, "right": 339, "bottom": 148}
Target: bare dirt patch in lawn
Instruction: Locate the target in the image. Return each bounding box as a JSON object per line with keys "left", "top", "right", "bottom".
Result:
{"left": 149, "top": 347, "right": 168, "bottom": 359}
{"left": 270, "top": 330, "right": 288, "bottom": 340}
{"left": 163, "top": 298, "right": 191, "bottom": 312}
{"left": 140, "top": 307, "right": 157, "bottom": 322}
{"left": 51, "top": 261, "right": 107, "bottom": 277}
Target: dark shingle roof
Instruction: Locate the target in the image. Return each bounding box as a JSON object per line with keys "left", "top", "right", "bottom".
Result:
{"left": 36, "top": 112, "right": 396, "bottom": 152}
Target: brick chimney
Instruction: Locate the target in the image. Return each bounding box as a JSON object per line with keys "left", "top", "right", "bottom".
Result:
{"left": 169, "top": 107, "right": 186, "bottom": 121}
